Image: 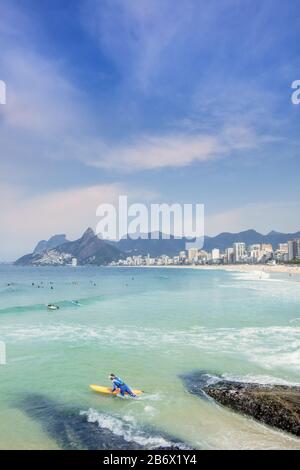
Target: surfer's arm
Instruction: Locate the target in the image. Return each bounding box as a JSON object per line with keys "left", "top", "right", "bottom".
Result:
{"left": 111, "top": 381, "right": 118, "bottom": 392}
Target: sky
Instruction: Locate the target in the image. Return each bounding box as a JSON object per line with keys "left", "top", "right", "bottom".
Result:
{"left": 0, "top": 0, "right": 300, "bottom": 260}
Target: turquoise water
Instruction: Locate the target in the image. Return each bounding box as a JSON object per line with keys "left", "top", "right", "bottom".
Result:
{"left": 0, "top": 265, "right": 299, "bottom": 449}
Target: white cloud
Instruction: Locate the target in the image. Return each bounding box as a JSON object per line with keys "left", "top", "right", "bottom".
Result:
{"left": 0, "top": 183, "right": 155, "bottom": 261}
{"left": 89, "top": 125, "right": 260, "bottom": 171}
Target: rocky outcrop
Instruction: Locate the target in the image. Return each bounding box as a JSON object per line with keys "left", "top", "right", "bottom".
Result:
{"left": 204, "top": 381, "right": 300, "bottom": 436}
{"left": 182, "top": 372, "right": 300, "bottom": 437}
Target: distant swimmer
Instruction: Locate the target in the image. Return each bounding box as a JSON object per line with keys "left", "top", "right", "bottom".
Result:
{"left": 47, "top": 304, "right": 59, "bottom": 310}
{"left": 109, "top": 373, "right": 136, "bottom": 398}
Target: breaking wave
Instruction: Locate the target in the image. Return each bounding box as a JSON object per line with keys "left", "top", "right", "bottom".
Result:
{"left": 2, "top": 322, "right": 299, "bottom": 374}
{"left": 80, "top": 409, "right": 188, "bottom": 450}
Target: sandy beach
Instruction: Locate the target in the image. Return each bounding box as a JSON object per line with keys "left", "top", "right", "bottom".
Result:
{"left": 137, "top": 263, "right": 300, "bottom": 276}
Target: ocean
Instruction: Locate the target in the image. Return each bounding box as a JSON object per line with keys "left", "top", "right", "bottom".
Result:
{"left": 0, "top": 265, "right": 299, "bottom": 450}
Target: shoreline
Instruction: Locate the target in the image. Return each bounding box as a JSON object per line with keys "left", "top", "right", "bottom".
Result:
{"left": 119, "top": 263, "right": 300, "bottom": 276}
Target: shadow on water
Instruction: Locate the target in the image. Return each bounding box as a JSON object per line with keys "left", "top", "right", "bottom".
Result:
{"left": 180, "top": 370, "right": 222, "bottom": 399}
{"left": 17, "top": 394, "right": 191, "bottom": 450}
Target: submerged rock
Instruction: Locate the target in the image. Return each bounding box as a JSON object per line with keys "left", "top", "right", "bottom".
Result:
{"left": 16, "top": 394, "right": 190, "bottom": 450}
{"left": 182, "top": 372, "right": 300, "bottom": 437}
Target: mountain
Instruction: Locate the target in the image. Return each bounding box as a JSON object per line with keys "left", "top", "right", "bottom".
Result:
{"left": 203, "top": 229, "right": 300, "bottom": 252}
{"left": 33, "top": 234, "right": 69, "bottom": 254}
{"left": 15, "top": 228, "right": 300, "bottom": 266}
{"left": 112, "top": 229, "right": 300, "bottom": 256}
{"left": 113, "top": 232, "right": 187, "bottom": 257}
{"left": 15, "top": 228, "right": 124, "bottom": 266}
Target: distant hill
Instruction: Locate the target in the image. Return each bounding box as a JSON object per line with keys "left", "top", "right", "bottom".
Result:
{"left": 15, "top": 228, "right": 123, "bottom": 266}
{"left": 203, "top": 229, "right": 300, "bottom": 252}
{"left": 15, "top": 228, "right": 300, "bottom": 265}
{"left": 113, "top": 232, "right": 188, "bottom": 257}
{"left": 113, "top": 229, "right": 300, "bottom": 256}
{"left": 33, "top": 234, "right": 69, "bottom": 254}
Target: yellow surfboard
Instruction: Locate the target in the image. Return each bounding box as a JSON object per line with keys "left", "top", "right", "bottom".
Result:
{"left": 90, "top": 384, "right": 143, "bottom": 396}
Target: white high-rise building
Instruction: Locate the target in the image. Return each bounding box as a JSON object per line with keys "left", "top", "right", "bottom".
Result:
{"left": 278, "top": 243, "right": 288, "bottom": 253}
{"left": 233, "top": 242, "right": 246, "bottom": 263}
{"left": 211, "top": 248, "right": 220, "bottom": 261}
{"left": 249, "top": 244, "right": 262, "bottom": 262}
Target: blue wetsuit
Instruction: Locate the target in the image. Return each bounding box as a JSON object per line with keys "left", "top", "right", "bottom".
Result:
{"left": 112, "top": 377, "right": 136, "bottom": 397}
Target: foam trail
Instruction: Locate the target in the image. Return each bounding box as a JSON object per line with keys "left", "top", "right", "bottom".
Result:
{"left": 81, "top": 409, "right": 188, "bottom": 449}
{"left": 17, "top": 394, "right": 189, "bottom": 450}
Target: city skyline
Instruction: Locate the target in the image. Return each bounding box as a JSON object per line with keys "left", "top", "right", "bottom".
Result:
{"left": 1, "top": 0, "right": 300, "bottom": 260}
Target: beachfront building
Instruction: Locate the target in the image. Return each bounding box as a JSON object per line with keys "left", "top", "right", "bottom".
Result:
{"left": 146, "top": 254, "right": 156, "bottom": 265}
{"left": 288, "top": 239, "right": 300, "bottom": 261}
{"left": 261, "top": 244, "right": 273, "bottom": 254}
{"left": 275, "top": 244, "right": 289, "bottom": 263}
{"left": 233, "top": 242, "right": 246, "bottom": 263}
{"left": 211, "top": 248, "right": 220, "bottom": 263}
{"left": 188, "top": 248, "right": 199, "bottom": 263}
{"left": 279, "top": 243, "right": 288, "bottom": 253}
{"left": 249, "top": 244, "right": 262, "bottom": 263}
{"left": 224, "top": 247, "right": 234, "bottom": 264}
{"left": 287, "top": 240, "right": 300, "bottom": 261}
{"left": 198, "top": 250, "right": 209, "bottom": 264}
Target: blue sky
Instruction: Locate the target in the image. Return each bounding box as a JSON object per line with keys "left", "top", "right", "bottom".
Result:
{"left": 0, "top": 0, "right": 300, "bottom": 259}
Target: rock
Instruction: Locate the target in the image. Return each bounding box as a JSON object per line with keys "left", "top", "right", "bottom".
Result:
{"left": 182, "top": 372, "right": 300, "bottom": 436}
{"left": 204, "top": 381, "right": 300, "bottom": 436}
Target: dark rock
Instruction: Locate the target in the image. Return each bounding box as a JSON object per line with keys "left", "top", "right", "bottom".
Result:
{"left": 181, "top": 371, "right": 300, "bottom": 437}
{"left": 203, "top": 381, "right": 300, "bottom": 436}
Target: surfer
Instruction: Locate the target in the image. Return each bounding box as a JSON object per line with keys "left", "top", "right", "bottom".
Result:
{"left": 47, "top": 304, "right": 59, "bottom": 310}
{"left": 109, "top": 373, "right": 136, "bottom": 398}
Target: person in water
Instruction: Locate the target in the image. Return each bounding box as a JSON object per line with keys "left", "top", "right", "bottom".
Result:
{"left": 109, "top": 373, "right": 136, "bottom": 397}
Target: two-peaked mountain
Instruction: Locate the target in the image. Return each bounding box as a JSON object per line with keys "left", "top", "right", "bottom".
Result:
{"left": 15, "top": 228, "right": 123, "bottom": 266}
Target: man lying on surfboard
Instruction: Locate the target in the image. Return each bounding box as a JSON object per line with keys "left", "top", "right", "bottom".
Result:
{"left": 109, "top": 373, "right": 136, "bottom": 398}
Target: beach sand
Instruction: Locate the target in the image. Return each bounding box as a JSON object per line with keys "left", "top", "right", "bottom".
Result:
{"left": 137, "top": 263, "right": 300, "bottom": 276}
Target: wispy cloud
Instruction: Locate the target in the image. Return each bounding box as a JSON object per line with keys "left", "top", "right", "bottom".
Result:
{"left": 0, "top": 183, "right": 155, "bottom": 261}
{"left": 87, "top": 125, "right": 262, "bottom": 171}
